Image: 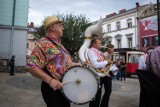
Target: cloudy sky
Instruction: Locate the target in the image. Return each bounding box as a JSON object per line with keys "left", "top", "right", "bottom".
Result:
{"left": 28, "top": 0, "right": 156, "bottom": 26}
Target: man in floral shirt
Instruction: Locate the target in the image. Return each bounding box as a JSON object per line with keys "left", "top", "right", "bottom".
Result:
{"left": 26, "top": 16, "right": 78, "bottom": 107}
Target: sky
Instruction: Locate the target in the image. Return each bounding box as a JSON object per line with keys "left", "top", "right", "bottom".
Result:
{"left": 28, "top": 0, "right": 157, "bottom": 26}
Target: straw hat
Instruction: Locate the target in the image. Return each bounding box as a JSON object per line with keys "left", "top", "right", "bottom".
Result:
{"left": 43, "top": 16, "right": 62, "bottom": 29}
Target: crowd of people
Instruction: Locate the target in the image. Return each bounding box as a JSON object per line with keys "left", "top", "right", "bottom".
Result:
{"left": 23, "top": 15, "right": 160, "bottom": 107}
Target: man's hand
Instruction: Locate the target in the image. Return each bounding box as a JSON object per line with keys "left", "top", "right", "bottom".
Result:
{"left": 84, "top": 60, "right": 92, "bottom": 67}
{"left": 106, "top": 58, "right": 113, "bottom": 64}
{"left": 49, "top": 78, "right": 62, "bottom": 90}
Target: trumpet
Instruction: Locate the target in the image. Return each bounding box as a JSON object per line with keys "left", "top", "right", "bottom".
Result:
{"left": 96, "top": 54, "right": 113, "bottom": 75}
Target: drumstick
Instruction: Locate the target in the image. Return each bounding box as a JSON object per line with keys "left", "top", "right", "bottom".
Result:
{"left": 62, "top": 78, "right": 81, "bottom": 85}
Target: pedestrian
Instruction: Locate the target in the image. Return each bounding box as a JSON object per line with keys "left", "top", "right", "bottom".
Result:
{"left": 144, "top": 46, "right": 160, "bottom": 107}
{"left": 138, "top": 47, "right": 154, "bottom": 69}
{"left": 146, "top": 46, "right": 160, "bottom": 78}
{"left": 9, "top": 55, "right": 15, "bottom": 76}
{"left": 25, "top": 16, "right": 80, "bottom": 107}
{"left": 109, "top": 61, "right": 119, "bottom": 80}
{"left": 87, "top": 38, "right": 113, "bottom": 107}
{"left": 120, "top": 61, "right": 126, "bottom": 82}
{"left": 116, "top": 59, "right": 121, "bottom": 80}
{"left": 138, "top": 47, "right": 154, "bottom": 107}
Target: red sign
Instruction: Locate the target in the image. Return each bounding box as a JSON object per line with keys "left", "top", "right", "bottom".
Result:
{"left": 139, "top": 16, "right": 158, "bottom": 51}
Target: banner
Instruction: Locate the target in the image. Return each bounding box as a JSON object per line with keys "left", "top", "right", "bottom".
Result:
{"left": 139, "top": 16, "right": 158, "bottom": 50}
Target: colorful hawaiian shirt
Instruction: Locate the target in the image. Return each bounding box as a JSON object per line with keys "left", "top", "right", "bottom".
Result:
{"left": 26, "top": 36, "right": 72, "bottom": 80}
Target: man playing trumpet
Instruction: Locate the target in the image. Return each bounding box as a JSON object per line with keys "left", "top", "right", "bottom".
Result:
{"left": 87, "top": 37, "right": 113, "bottom": 107}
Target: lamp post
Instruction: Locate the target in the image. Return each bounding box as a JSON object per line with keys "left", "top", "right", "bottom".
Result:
{"left": 157, "top": 0, "right": 160, "bottom": 45}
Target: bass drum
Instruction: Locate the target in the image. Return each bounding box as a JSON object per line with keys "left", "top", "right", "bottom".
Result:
{"left": 61, "top": 66, "right": 99, "bottom": 105}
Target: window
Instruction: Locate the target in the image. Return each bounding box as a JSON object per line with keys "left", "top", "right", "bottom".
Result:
{"left": 129, "top": 55, "right": 139, "bottom": 63}
{"left": 127, "top": 19, "right": 132, "bottom": 28}
{"left": 128, "top": 38, "right": 132, "bottom": 48}
{"left": 117, "top": 39, "right": 121, "bottom": 48}
{"left": 106, "top": 37, "right": 112, "bottom": 45}
{"left": 149, "top": 8, "right": 152, "bottom": 14}
{"left": 116, "top": 21, "right": 121, "bottom": 30}
{"left": 107, "top": 24, "right": 111, "bottom": 32}
{"left": 27, "top": 43, "right": 29, "bottom": 48}
{"left": 107, "top": 40, "right": 111, "bottom": 44}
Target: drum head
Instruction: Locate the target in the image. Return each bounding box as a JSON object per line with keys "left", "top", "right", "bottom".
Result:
{"left": 61, "top": 66, "right": 98, "bottom": 105}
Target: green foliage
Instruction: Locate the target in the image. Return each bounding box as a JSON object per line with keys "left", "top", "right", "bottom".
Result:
{"left": 34, "top": 25, "right": 45, "bottom": 38}
{"left": 58, "top": 13, "right": 91, "bottom": 56}
{"left": 34, "top": 13, "right": 91, "bottom": 57}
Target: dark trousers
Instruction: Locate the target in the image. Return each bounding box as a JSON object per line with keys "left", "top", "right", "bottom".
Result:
{"left": 116, "top": 70, "right": 121, "bottom": 80}
{"left": 120, "top": 70, "right": 126, "bottom": 81}
{"left": 89, "top": 76, "right": 112, "bottom": 107}
{"left": 137, "top": 69, "right": 160, "bottom": 107}
{"left": 139, "top": 84, "right": 149, "bottom": 107}
{"left": 9, "top": 66, "right": 14, "bottom": 75}
{"left": 41, "top": 81, "right": 70, "bottom": 107}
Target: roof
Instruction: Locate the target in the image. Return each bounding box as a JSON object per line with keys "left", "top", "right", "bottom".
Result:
{"left": 114, "top": 48, "right": 144, "bottom": 53}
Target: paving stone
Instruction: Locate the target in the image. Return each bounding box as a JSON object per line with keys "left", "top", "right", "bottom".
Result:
{"left": 0, "top": 73, "right": 140, "bottom": 107}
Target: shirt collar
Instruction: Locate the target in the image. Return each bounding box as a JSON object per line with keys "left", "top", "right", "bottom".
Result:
{"left": 45, "top": 34, "right": 61, "bottom": 44}
{"left": 91, "top": 47, "right": 99, "bottom": 51}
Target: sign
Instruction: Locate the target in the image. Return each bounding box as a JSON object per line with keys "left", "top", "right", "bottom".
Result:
{"left": 139, "top": 16, "right": 158, "bottom": 50}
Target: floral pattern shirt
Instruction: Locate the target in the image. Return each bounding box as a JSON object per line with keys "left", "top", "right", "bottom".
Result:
{"left": 26, "top": 36, "right": 72, "bottom": 80}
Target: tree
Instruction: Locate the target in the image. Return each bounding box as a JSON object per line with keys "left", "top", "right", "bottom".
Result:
{"left": 59, "top": 13, "right": 91, "bottom": 56}
{"left": 34, "top": 13, "right": 91, "bottom": 57}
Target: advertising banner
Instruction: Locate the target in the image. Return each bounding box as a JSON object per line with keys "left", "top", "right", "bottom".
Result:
{"left": 139, "top": 16, "right": 158, "bottom": 51}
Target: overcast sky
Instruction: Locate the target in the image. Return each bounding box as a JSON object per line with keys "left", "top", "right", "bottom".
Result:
{"left": 28, "top": 0, "right": 156, "bottom": 26}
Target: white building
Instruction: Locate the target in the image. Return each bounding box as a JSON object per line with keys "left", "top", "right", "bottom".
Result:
{"left": 27, "top": 22, "right": 37, "bottom": 57}
{"left": 102, "top": 7, "right": 138, "bottom": 49}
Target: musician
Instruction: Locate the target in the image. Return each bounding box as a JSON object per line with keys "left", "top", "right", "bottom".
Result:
{"left": 104, "top": 44, "right": 114, "bottom": 59}
{"left": 25, "top": 16, "right": 79, "bottom": 107}
{"left": 104, "top": 44, "right": 115, "bottom": 77}
{"left": 87, "top": 37, "right": 113, "bottom": 107}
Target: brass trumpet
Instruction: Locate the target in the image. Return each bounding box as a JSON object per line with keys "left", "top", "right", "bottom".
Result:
{"left": 96, "top": 53, "right": 113, "bottom": 75}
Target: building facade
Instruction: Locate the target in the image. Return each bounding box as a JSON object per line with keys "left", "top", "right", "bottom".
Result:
{"left": 27, "top": 22, "right": 37, "bottom": 57}
{"left": 137, "top": 3, "right": 158, "bottom": 51}
{"left": 0, "top": 0, "right": 29, "bottom": 72}
{"left": 102, "top": 3, "right": 152, "bottom": 50}
{"left": 102, "top": 7, "right": 138, "bottom": 49}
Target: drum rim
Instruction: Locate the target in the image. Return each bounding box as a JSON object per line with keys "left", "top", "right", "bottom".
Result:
{"left": 60, "top": 66, "right": 99, "bottom": 82}
{"left": 61, "top": 89, "right": 96, "bottom": 105}
{"left": 60, "top": 66, "right": 100, "bottom": 105}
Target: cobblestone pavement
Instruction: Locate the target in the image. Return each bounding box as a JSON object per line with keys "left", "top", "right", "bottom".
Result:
{"left": 0, "top": 73, "right": 140, "bottom": 107}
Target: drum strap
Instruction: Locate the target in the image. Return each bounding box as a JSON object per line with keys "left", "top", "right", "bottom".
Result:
{"left": 89, "top": 48, "right": 103, "bottom": 61}
{"left": 45, "top": 36, "right": 71, "bottom": 56}
{"left": 42, "top": 36, "right": 71, "bottom": 79}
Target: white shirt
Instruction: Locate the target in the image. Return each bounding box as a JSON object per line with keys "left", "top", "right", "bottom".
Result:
{"left": 104, "top": 52, "right": 109, "bottom": 58}
{"left": 138, "top": 54, "right": 147, "bottom": 69}
{"left": 87, "top": 47, "right": 108, "bottom": 69}
{"left": 110, "top": 64, "right": 118, "bottom": 75}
